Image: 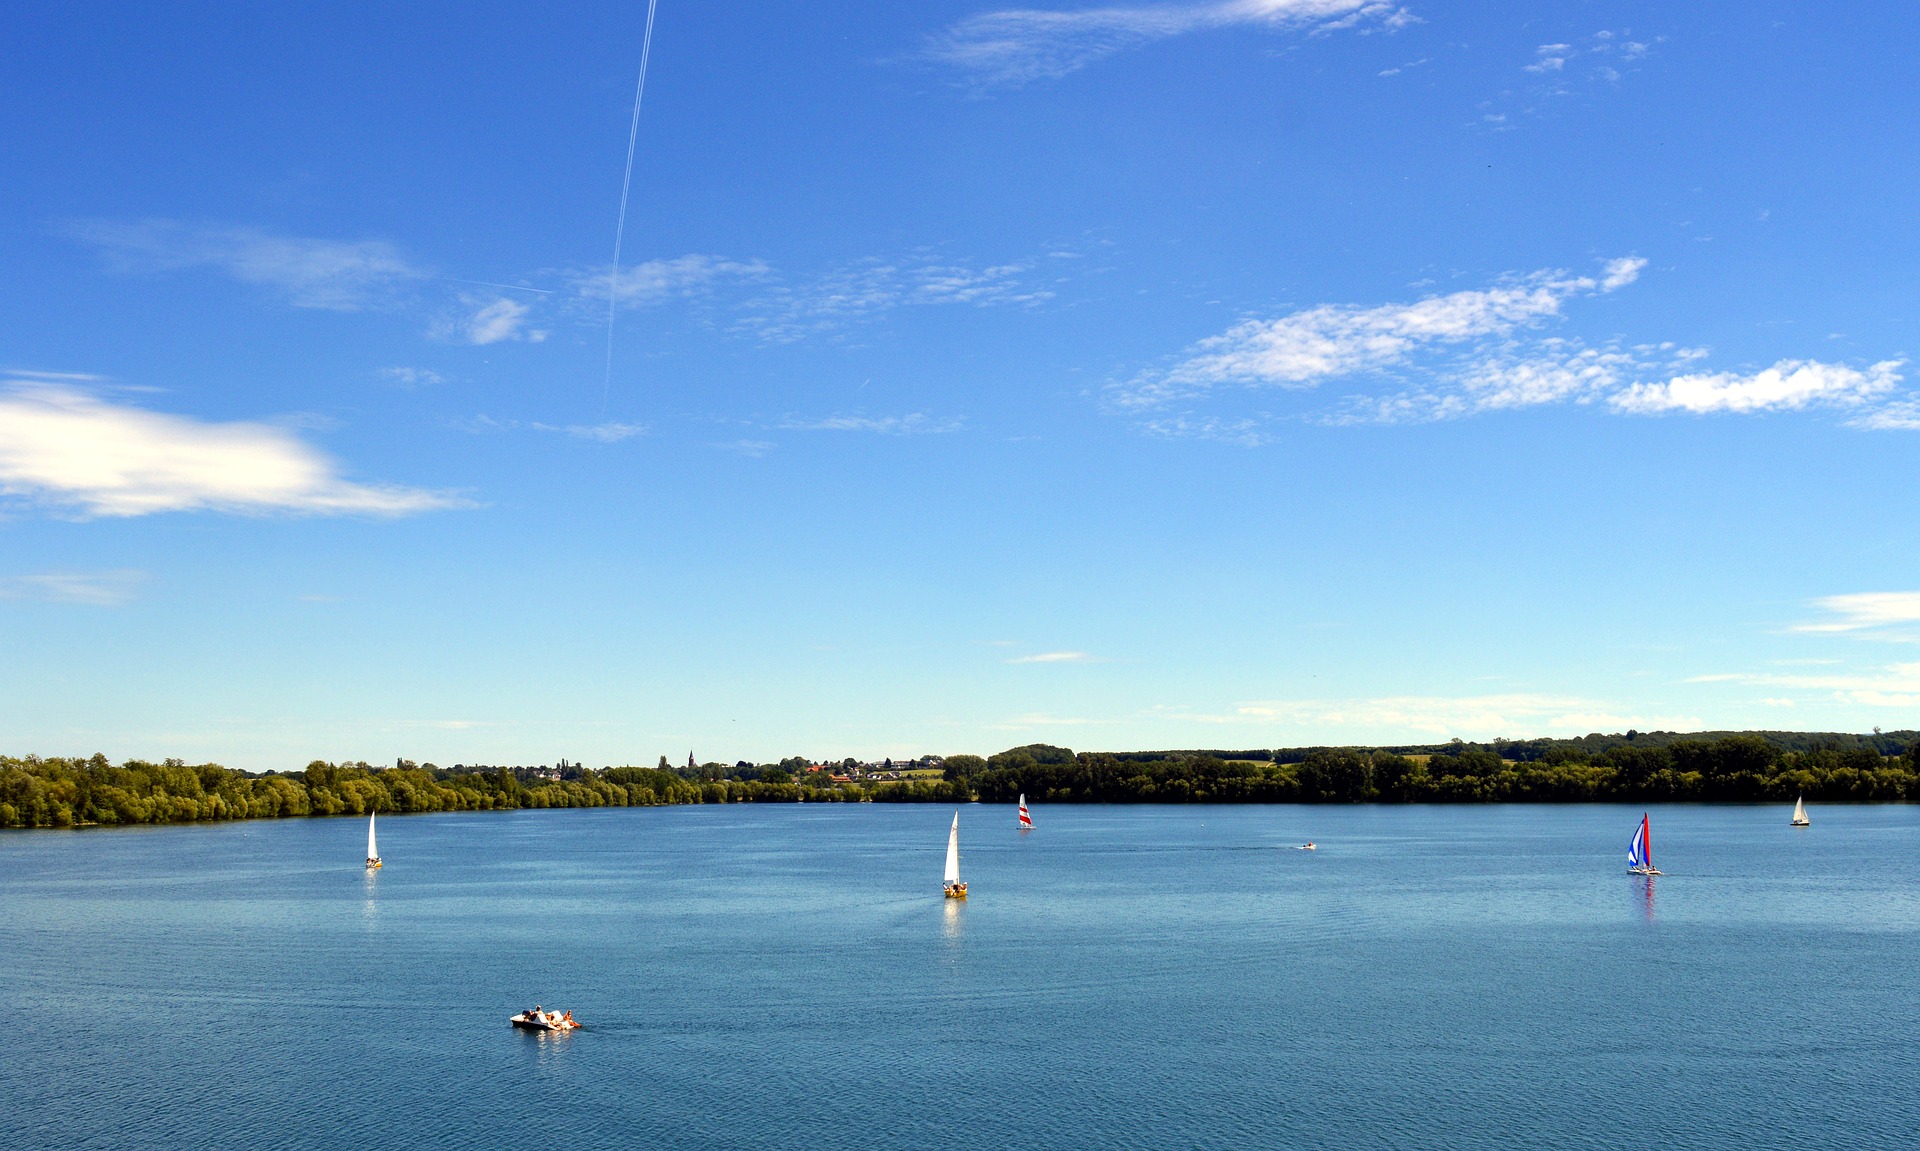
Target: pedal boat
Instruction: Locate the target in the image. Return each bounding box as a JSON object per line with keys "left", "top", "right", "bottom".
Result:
{"left": 510, "top": 1008, "right": 580, "bottom": 1032}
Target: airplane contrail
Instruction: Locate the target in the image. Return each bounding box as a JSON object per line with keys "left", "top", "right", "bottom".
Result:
{"left": 605, "top": 0, "right": 663, "bottom": 413}
{"left": 447, "top": 278, "right": 553, "bottom": 294}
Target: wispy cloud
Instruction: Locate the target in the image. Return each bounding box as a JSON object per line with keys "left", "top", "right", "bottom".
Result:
{"left": 989, "top": 711, "right": 1102, "bottom": 729}
{"left": 460, "top": 298, "right": 546, "bottom": 345}
{"left": 67, "top": 220, "right": 425, "bottom": 311}
{"left": 0, "top": 378, "right": 459, "bottom": 517}
{"left": 777, "top": 413, "right": 964, "bottom": 435}
{"left": 1487, "top": 30, "right": 1660, "bottom": 128}
{"left": 741, "top": 257, "right": 1053, "bottom": 342}
{"left": 1119, "top": 258, "right": 1643, "bottom": 409}
{"left": 1792, "top": 592, "right": 1920, "bottom": 635}
{"left": 568, "top": 254, "right": 770, "bottom": 312}
{"left": 1524, "top": 43, "right": 1573, "bottom": 74}
{"left": 535, "top": 421, "right": 648, "bottom": 443}
{"left": 452, "top": 414, "right": 647, "bottom": 443}
{"left": 1686, "top": 663, "right": 1920, "bottom": 709}
{"left": 1853, "top": 395, "right": 1920, "bottom": 430}
{"left": 1683, "top": 594, "right": 1920, "bottom": 709}
{"left": 1007, "top": 650, "right": 1097, "bottom": 664}
{"left": 1220, "top": 693, "right": 1695, "bottom": 737}
{"left": 1531, "top": 29, "right": 1654, "bottom": 83}
{"left": 380, "top": 367, "right": 449, "bottom": 388}
{"left": 1136, "top": 413, "right": 1272, "bottom": 445}
{"left": 0, "top": 569, "right": 148, "bottom": 606}
{"left": 1117, "top": 258, "right": 1917, "bottom": 436}
{"left": 927, "top": 0, "right": 1414, "bottom": 88}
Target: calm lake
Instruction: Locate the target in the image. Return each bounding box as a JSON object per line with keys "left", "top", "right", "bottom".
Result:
{"left": 3, "top": 802, "right": 1917, "bottom": 1150}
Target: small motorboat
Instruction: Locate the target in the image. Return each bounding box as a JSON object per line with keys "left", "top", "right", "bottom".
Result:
{"left": 510, "top": 1006, "right": 580, "bottom": 1032}
{"left": 1296, "top": 842, "right": 1316, "bottom": 851}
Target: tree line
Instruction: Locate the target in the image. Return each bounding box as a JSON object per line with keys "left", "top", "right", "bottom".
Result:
{"left": 957, "top": 737, "right": 1920, "bottom": 804}
{"left": 4, "top": 732, "right": 1919, "bottom": 829}
{"left": 0, "top": 755, "right": 968, "bottom": 829}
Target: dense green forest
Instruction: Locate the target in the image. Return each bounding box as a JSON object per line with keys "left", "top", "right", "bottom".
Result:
{"left": 3, "top": 730, "right": 1919, "bottom": 829}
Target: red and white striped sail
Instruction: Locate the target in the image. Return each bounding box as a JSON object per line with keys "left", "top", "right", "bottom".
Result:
{"left": 1017, "top": 794, "right": 1032, "bottom": 828}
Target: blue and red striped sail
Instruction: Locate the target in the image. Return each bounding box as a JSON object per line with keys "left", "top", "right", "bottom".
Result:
{"left": 1626, "top": 813, "right": 1652, "bottom": 871}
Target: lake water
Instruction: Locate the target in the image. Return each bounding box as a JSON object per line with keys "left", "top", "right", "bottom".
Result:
{"left": 3, "top": 802, "right": 1917, "bottom": 1150}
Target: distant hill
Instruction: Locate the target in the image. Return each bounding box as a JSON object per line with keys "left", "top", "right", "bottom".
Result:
{"left": 1090, "top": 730, "right": 1920, "bottom": 765}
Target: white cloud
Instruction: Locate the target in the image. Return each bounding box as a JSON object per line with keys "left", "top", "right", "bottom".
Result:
{"left": 1793, "top": 592, "right": 1920, "bottom": 634}
{"left": 0, "top": 381, "right": 459, "bottom": 517}
{"left": 1599, "top": 256, "right": 1646, "bottom": 290}
{"left": 1122, "top": 261, "right": 1632, "bottom": 409}
{"left": 927, "top": 0, "right": 1413, "bottom": 87}
{"left": 1007, "top": 651, "right": 1096, "bottom": 664}
{"left": 777, "top": 413, "right": 964, "bottom": 435}
{"left": 68, "top": 220, "right": 424, "bottom": 311}
{"left": 1610, "top": 359, "right": 1902, "bottom": 414}
{"left": 0, "top": 569, "right": 147, "bottom": 606}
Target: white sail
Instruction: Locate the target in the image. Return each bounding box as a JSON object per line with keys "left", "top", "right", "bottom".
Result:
{"left": 1793, "top": 796, "right": 1809, "bottom": 825}
{"left": 944, "top": 812, "right": 961, "bottom": 885}
{"left": 367, "top": 811, "right": 379, "bottom": 860}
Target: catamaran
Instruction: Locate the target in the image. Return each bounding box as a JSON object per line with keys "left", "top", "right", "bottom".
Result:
{"left": 1791, "top": 795, "right": 1811, "bottom": 827}
{"left": 365, "top": 811, "right": 382, "bottom": 870}
{"left": 1017, "top": 794, "right": 1033, "bottom": 829}
{"left": 1626, "top": 813, "right": 1661, "bottom": 875}
{"left": 943, "top": 811, "right": 967, "bottom": 898}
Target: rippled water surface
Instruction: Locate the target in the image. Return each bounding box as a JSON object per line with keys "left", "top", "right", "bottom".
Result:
{"left": 4, "top": 803, "right": 1918, "bottom": 1149}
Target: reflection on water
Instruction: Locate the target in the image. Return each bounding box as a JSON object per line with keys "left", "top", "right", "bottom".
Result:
{"left": 519, "top": 1026, "right": 575, "bottom": 1067}
{"left": 942, "top": 896, "right": 963, "bottom": 941}
{"left": 1639, "top": 874, "right": 1657, "bottom": 921}
{"left": 361, "top": 868, "right": 379, "bottom": 925}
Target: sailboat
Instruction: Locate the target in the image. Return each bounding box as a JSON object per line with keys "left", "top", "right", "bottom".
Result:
{"left": 1017, "top": 794, "right": 1033, "bottom": 830}
{"left": 943, "top": 811, "right": 967, "bottom": 898}
{"left": 365, "top": 810, "right": 382, "bottom": 870}
{"left": 1626, "top": 812, "right": 1660, "bottom": 875}
{"left": 1791, "top": 795, "right": 1811, "bottom": 827}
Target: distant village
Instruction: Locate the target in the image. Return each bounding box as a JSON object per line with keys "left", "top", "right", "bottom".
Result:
{"left": 426, "top": 753, "right": 950, "bottom": 786}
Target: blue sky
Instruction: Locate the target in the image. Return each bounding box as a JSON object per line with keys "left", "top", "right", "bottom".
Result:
{"left": 4, "top": 1, "right": 1919, "bottom": 770}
